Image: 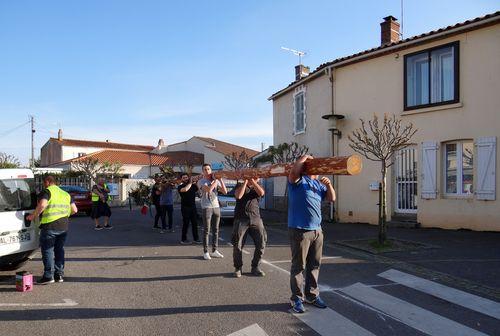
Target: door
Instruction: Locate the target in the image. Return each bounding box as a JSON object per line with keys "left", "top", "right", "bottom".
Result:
{"left": 395, "top": 146, "right": 418, "bottom": 214}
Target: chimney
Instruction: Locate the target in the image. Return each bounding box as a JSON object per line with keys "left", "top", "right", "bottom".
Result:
{"left": 157, "top": 138, "right": 165, "bottom": 149}
{"left": 57, "top": 129, "right": 63, "bottom": 141}
{"left": 380, "top": 16, "right": 400, "bottom": 45}
{"left": 295, "top": 64, "right": 310, "bottom": 80}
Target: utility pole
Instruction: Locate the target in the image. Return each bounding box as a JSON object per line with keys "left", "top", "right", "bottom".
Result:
{"left": 30, "top": 115, "right": 35, "bottom": 167}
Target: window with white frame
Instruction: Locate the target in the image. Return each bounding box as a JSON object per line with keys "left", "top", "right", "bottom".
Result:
{"left": 293, "top": 90, "right": 306, "bottom": 134}
{"left": 405, "top": 42, "right": 459, "bottom": 110}
{"left": 443, "top": 141, "right": 473, "bottom": 195}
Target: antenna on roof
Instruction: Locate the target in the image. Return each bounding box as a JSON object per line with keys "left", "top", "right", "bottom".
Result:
{"left": 281, "top": 47, "right": 306, "bottom": 65}
{"left": 400, "top": 0, "right": 404, "bottom": 39}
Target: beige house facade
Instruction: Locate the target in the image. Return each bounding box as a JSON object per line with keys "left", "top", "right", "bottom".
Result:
{"left": 270, "top": 12, "right": 500, "bottom": 231}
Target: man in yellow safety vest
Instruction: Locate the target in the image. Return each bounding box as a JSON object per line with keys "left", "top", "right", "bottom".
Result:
{"left": 27, "top": 175, "right": 77, "bottom": 285}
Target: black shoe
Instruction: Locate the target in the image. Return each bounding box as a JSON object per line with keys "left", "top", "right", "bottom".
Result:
{"left": 54, "top": 274, "right": 64, "bottom": 283}
{"left": 251, "top": 267, "right": 266, "bottom": 277}
{"left": 36, "top": 277, "right": 55, "bottom": 285}
{"left": 104, "top": 225, "right": 113, "bottom": 230}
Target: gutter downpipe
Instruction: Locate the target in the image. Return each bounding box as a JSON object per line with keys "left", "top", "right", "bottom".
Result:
{"left": 325, "top": 67, "right": 338, "bottom": 222}
{"left": 269, "top": 14, "right": 500, "bottom": 101}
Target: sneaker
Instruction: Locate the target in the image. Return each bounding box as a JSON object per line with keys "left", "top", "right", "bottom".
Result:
{"left": 104, "top": 225, "right": 113, "bottom": 230}
{"left": 210, "top": 250, "right": 224, "bottom": 258}
{"left": 291, "top": 298, "right": 305, "bottom": 313}
{"left": 54, "top": 274, "right": 64, "bottom": 283}
{"left": 203, "top": 252, "right": 211, "bottom": 260}
{"left": 304, "top": 296, "right": 327, "bottom": 309}
{"left": 36, "top": 277, "right": 55, "bottom": 285}
{"left": 94, "top": 226, "right": 103, "bottom": 230}
{"left": 234, "top": 268, "right": 242, "bottom": 278}
{"left": 159, "top": 230, "right": 165, "bottom": 234}
{"left": 153, "top": 225, "right": 160, "bottom": 229}
{"left": 194, "top": 240, "right": 202, "bottom": 244}
{"left": 251, "top": 267, "right": 266, "bottom": 277}
{"left": 180, "top": 240, "right": 191, "bottom": 245}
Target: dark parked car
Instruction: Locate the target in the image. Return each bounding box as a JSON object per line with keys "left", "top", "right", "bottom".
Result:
{"left": 59, "top": 185, "right": 92, "bottom": 215}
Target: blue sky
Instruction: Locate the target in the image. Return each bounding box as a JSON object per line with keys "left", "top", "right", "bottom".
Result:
{"left": 0, "top": 0, "right": 498, "bottom": 165}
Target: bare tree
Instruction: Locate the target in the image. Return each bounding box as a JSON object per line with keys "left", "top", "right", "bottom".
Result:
{"left": 348, "top": 114, "right": 417, "bottom": 244}
{"left": 101, "top": 161, "right": 123, "bottom": 180}
{"left": 0, "top": 153, "right": 21, "bottom": 168}
{"left": 267, "top": 142, "right": 309, "bottom": 164}
{"left": 72, "top": 157, "right": 105, "bottom": 184}
{"left": 223, "top": 151, "right": 254, "bottom": 171}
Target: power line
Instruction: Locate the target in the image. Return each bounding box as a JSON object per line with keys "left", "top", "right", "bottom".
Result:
{"left": 0, "top": 120, "right": 30, "bottom": 139}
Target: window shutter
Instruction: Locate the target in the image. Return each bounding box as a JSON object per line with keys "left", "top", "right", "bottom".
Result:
{"left": 421, "top": 141, "right": 438, "bottom": 199}
{"left": 476, "top": 137, "right": 496, "bottom": 200}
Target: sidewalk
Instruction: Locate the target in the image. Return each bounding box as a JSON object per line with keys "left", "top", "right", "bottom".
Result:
{"left": 261, "top": 209, "right": 500, "bottom": 299}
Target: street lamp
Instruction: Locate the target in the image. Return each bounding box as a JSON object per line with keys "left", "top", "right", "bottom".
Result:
{"left": 321, "top": 113, "right": 345, "bottom": 138}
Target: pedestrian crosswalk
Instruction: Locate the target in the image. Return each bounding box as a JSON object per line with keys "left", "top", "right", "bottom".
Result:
{"left": 292, "top": 268, "right": 499, "bottom": 336}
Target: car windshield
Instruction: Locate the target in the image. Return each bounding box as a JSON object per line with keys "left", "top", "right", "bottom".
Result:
{"left": 0, "top": 178, "right": 36, "bottom": 212}
{"left": 60, "top": 185, "right": 89, "bottom": 193}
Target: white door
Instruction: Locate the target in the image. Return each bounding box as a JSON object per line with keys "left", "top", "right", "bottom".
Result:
{"left": 395, "top": 146, "right": 418, "bottom": 214}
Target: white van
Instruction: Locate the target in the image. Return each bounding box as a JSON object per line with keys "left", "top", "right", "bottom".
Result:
{"left": 0, "top": 169, "right": 38, "bottom": 270}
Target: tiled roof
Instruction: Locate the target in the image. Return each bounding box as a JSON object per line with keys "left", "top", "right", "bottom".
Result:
{"left": 49, "top": 138, "right": 154, "bottom": 151}
{"left": 195, "top": 137, "right": 259, "bottom": 157}
{"left": 50, "top": 150, "right": 203, "bottom": 167}
{"left": 270, "top": 10, "right": 500, "bottom": 100}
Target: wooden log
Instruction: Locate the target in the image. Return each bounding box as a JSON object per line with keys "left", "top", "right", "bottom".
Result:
{"left": 212, "top": 155, "right": 362, "bottom": 180}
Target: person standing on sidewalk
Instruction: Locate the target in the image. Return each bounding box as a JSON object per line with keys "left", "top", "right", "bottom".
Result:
{"left": 159, "top": 181, "right": 175, "bottom": 233}
{"left": 91, "top": 178, "right": 112, "bottom": 230}
{"left": 231, "top": 178, "right": 266, "bottom": 278}
{"left": 151, "top": 176, "right": 162, "bottom": 230}
{"left": 27, "top": 176, "right": 77, "bottom": 284}
{"left": 177, "top": 173, "right": 200, "bottom": 244}
{"left": 197, "top": 163, "right": 227, "bottom": 260}
{"left": 287, "top": 155, "right": 336, "bottom": 313}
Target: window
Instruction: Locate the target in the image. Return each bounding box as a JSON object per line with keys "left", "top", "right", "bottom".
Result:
{"left": 293, "top": 91, "right": 306, "bottom": 134}
{"left": 78, "top": 152, "right": 86, "bottom": 157}
{"left": 444, "top": 141, "right": 473, "bottom": 196}
{"left": 405, "top": 42, "right": 459, "bottom": 110}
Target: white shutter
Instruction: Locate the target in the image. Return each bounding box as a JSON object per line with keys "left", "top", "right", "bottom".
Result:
{"left": 476, "top": 137, "right": 496, "bottom": 200}
{"left": 421, "top": 141, "right": 438, "bottom": 199}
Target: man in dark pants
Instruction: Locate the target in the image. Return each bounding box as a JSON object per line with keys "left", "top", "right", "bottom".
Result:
{"left": 27, "top": 176, "right": 78, "bottom": 284}
{"left": 232, "top": 178, "right": 266, "bottom": 278}
{"left": 177, "top": 173, "right": 201, "bottom": 244}
{"left": 288, "top": 155, "right": 336, "bottom": 313}
{"left": 151, "top": 176, "right": 162, "bottom": 229}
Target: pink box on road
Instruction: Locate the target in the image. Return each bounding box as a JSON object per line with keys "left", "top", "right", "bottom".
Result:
{"left": 15, "top": 271, "right": 33, "bottom": 292}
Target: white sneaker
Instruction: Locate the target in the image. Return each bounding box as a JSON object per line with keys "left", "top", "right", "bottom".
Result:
{"left": 203, "top": 252, "right": 211, "bottom": 260}
{"left": 210, "top": 250, "right": 224, "bottom": 258}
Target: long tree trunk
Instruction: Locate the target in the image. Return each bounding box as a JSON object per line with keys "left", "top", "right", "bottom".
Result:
{"left": 378, "top": 164, "right": 387, "bottom": 244}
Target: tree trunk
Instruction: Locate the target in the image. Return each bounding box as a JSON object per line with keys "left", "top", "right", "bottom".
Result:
{"left": 378, "top": 164, "right": 387, "bottom": 244}
{"left": 212, "top": 155, "right": 362, "bottom": 180}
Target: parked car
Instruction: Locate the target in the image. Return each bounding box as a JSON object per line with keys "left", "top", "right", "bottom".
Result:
{"left": 0, "top": 168, "right": 38, "bottom": 270}
{"left": 196, "top": 183, "right": 236, "bottom": 225}
{"left": 59, "top": 185, "right": 92, "bottom": 216}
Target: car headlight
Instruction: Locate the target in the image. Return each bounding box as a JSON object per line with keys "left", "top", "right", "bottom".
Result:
{"left": 219, "top": 200, "right": 227, "bottom": 207}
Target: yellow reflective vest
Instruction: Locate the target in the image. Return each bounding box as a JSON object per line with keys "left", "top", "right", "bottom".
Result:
{"left": 40, "top": 185, "right": 71, "bottom": 225}
{"left": 92, "top": 183, "right": 111, "bottom": 202}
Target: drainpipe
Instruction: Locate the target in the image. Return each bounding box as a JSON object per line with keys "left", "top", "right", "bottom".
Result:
{"left": 325, "top": 67, "right": 338, "bottom": 222}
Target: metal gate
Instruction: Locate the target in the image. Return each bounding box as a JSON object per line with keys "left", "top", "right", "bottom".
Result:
{"left": 395, "top": 146, "right": 417, "bottom": 213}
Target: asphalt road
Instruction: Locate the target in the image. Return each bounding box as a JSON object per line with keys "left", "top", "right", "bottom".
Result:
{"left": 0, "top": 207, "right": 498, "bottom": 336}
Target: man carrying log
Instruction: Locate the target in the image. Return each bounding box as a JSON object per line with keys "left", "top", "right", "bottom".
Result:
{"left": 288, "top": 155, "right": 336, "bottom": 314}
{"left": 231, "top": 178, "right": 266, "bottom": 278}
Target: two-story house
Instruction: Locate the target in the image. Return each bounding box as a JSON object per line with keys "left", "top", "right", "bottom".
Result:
{"left": 270, "top": 11, "right": 500, "bottom": 231}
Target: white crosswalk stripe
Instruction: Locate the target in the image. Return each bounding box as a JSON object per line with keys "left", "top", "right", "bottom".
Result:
{"left": 292, "top": 306, "right": 375, "bottom": 336}
{"left": 379, "top": 268, "right": 500, "bottom": 320}
{"left": 340, "top": 282, "right": 488, "bottom": 336}
{"left": 227, "top": 323, "right": 269, "bottom": 336}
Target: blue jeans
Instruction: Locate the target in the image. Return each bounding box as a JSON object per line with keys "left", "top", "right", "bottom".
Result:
{"left": 39, "top": 229, "right": 67, "bottom": 279}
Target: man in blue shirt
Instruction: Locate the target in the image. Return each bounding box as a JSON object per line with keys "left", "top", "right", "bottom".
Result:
{"left": 288, "top": 155, "right": 336, "bottom": 313}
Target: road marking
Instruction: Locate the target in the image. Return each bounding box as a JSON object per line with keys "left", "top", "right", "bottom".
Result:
{"left": 227, "top": 323, "right": 269, "bottom": 336}
{"left": 379, "top": 269, "right": 500, "bottom": 320}
{"left": 0, "top": 299, "right": 78, "bottom": 307}
{"left": 269, "top": 256, "right": 341, "bottom": 264}
{"left": 340, "top": 283, "right": 487, "bottom": 336}
{"left": 293, "top": 306, "right": 375, "bottom": 336}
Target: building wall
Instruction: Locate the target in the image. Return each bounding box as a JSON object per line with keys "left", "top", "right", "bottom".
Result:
{"left": 61, "top": 146, "right": 107, "bottom": 162}
{"left": 167, "top": 138, "right": 226, "bottom": 170}
{"left": 40, "top": 141, "right": 62, "bottom": 166}
{"left": 273, "top": 24, "right": 500, "bottom": 231}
